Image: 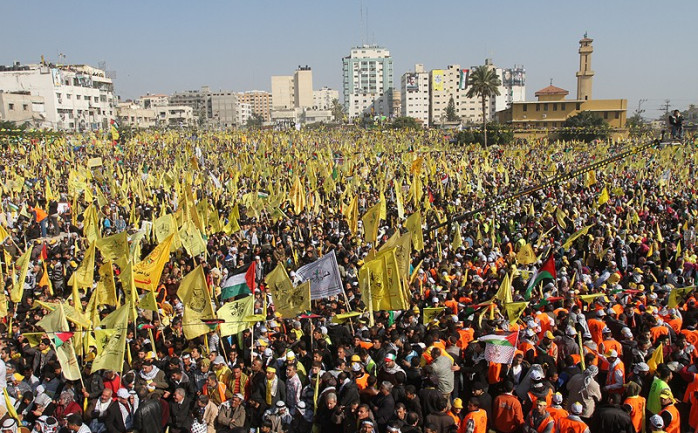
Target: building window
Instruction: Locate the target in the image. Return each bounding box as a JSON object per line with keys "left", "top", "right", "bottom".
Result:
{"left": 604, "top": 112, "right": 608, "bottom": 119}
{"left": 561, "top": 103, "right": 566, "bottom": 110}
{"left": 8, "top": 103, "right": 14, "bottom": 110}
{"left": 615, "top": 112, "right": 620, "bottom": 119}
{"left": 543, "top": 104, "right": 548, "bottom": 111}
{"left": 536, "top": 105, "right": 540, "bottom": 112}
{"left": 576, "top": 103, "right": 581, "bottom": 110}
{"left": 23, "top": 104, "right": 28, "bottom": 111}
{"left": 522, "top": 104, "right": 528, "bottom": 112}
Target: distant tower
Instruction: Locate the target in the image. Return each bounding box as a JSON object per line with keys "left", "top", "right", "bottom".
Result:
{"left": 576, "top": 34, "right": 594, "bottom": 100}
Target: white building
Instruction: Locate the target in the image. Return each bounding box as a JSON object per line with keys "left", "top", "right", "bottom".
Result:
{"left": 400, "top": 64, "right": 429, "bottom": 126}
{"left": 313, "top": 86, "right": 339, "bottom": 110}
{"left": 0, "top": 62, "right": 116, "bottom": 130}
{"left": 0, "top": 91, "right": 46, "bottom": 127}
{"left": 342, "top": 45, "right": 393, "bottom": 119}
{"left": 139, "top": 93, "right": 169, "bottom": 109}
{"left": 208, "top": 91, "right": 238, "bottom": 128}
{"left": 155, "top": 105, "right": 194, "bottom": 127}
{"left": 237, "top": 102, "right": 252, "bottom": 126}
{"left": 116, "top": 102, "right": 156, "bottom": 128}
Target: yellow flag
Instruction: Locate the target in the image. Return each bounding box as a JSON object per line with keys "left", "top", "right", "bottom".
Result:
{"left": 675, "top": 241, "right": 682, "bottom": 261}
{"left": 10, "top": 248, "right": 32, "bottom": 303}
{"left": 516, "top": 243, "right": 537, "bottom": 265}
{"left": 96, "top": 261, "right": 118, "bottom": 306}
{"left": 422, "top": 307, "right": 445, "bottom": 324}
{"left": 452, "top": 225, "right": 463, "bottom": 250}
{"left": 218, "top": 295, "right": 255, "bottom": 337}
{"left": 362, "top": 202, "right": 382, "bottom": 245}
{"left": 133, "top": 233, "right": 174, "bottom": 291}
{"left": 656, "top": 223, "right": 663, "bottom": 243}
{"left": 555, "top": 208, "right": 567, "bottom": 229}
{"left": 73, "top": 241, "right": 96, "bottom": 290}
{"left": 3, "top": 388, "right": 20, "bottom": 421}
{"left": 379, "top": 190, "right": 387, "bottom": 220}
{"left": 83, "top": 204, "right": 101, "bottom": 243}
{"left": 153, "top": 213, "right": 176, "bottom": 243}
{"left": 647, "top": 343, "right": 664, "bottom": 374}
{"left": 223, "top": 213, "right": 241, "bottom": 235}
{"left": 405, "top": 211, "right": 424, "bottom": 251}
{"left": 359, "top": 247, "right": 407, "bottom": 312}
{"left": 289, "top": 176, "right": 306, "bottom": 215}
{"left": 494, "top": 273, "right": 513, "bottom": 304}
{"left": 597, "top": 187, "right": 609, "bottom": 206}
{"left": 179, "top": 220, "right": 207, "bottom": 258}
{"left": 668, "top": 286, "right": 694, "bottom": 309}
{"left": 178, "top": 265, "right": 215, "bottom": 340}
{"left": 91, "top": 304, "right": 130, "bottom": 373}
{"left": 505, "top": 301, "right": 529, "bottom": 324}
{"left": 44, "top": 304, "right": 83, "bottom": 380}
{"left": 138, "top": 290, "right": 159, "bottom": 312}
{"left": 394, "top": 182, "right": 405, "bottom": 220}
{"left": 0, "top": 265, "right": 7, "bottom": 318}
{"left": 578, "top": 293, "right": 605, "bottom": 304}
{"left": 96, "top": 231, "right": 129, "bottom": 268}
{"left": 585, "top": 170, "right": 597, "bottom": 187}
{"left": 562, "top": 225, "right": 594, "bottom": 250}
{"left": 266, "top": 263, "right": 311, "bottom": 318}
{"left": 343, "top": 195, "right": 359, "bottom": 235}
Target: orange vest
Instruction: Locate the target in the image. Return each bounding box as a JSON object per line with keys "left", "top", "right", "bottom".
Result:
{"left": 683, "top": 373, "right": 698, "bottom": 403}
{"left": 203, "top": 382, "right": 228, "bottom": 403}
{"left": 660, "top": 404, "right": 680, "bottom": 433}
{"left": 606, "top": 360, "right": 625, "bottom": 392}
{"left": 488, "top": 362, "right": 502, "bottom": 385}
{"left": 527, "top": 413, "right": 553, "bottom": 433}
{"left": 34, "top": 207, "right": 48, "bottom": 222}
{"left": 556, "top": 416, "right": 588, "bottom": 433}
{"left": 447, "top": 411, "right": 461, "bottom": 427}
{"left": 527, "top": 389, "right": 553, "bottom": 412}
{"left": 623, "top": 395, "right": 646, "bottom": 433}
{"left": 519, "top": 341, "right": 537, "bottom": 358}
{"left": 457, "top": 328, "right": 475, "bottom": 349}
{"left": 689, "top": 389, "right": 698, "bottom": 429}
{"left": 546, "top": 406, "right": 568, "bottom": 427}
{"left": 355, "top": 373, "right": 369, "bottom": 390}
{"left": 650, "top": 326, "right": 669, "bottom": 344}
{"left": 601, "top": 339, "right": 622, "bottom": 356}
{"left": 460, "top": 409, "right": 487, "bottom": 433}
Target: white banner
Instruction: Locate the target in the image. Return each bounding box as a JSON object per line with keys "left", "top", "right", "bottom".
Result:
{"left": 295, "top": 250, "right": 343, "bottom": 300}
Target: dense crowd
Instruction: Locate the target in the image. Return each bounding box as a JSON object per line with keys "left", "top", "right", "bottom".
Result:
{"left": 0, "top": 129, "right": 697, "bottom": 433}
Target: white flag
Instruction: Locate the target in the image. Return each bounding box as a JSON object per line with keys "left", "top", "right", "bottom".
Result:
{"left": 295, "top": 250, "right": 343, "bottom": 300}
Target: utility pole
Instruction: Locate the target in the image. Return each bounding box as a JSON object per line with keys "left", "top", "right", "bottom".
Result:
{"left": 659, "top": 99, "right": 670, "bottom": 117}
{"left": 636, "top": 98, "right": 647, "bottom": 116}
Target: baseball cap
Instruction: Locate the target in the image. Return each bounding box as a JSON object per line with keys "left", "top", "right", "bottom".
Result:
{"left": 552, "top": 393, "right": 563, "bottom": 404}
{"left": 214, "top": 355, "right": 225, "bottom": 364}
{"left": 544, "top": 331, "right": 555, "bottom": 340}
{"left": 117, "top": 388, "right": 130, "bottom": 399}
{"left": 634, "top": 362, "right": 650, "bottom": 373}
{"left": 605, "top": 349, "right": 618, "bottom": 358}
{"left": 649, "top": 415, "right": 664, "bottom": 429}
{"left": 570, "top": 402, "right": 583, "bottom": 415}
{"left": 659, "top": 389, "right": 676, "bottom": 403}
{"left": 453, "top": 398, "right": 463, "bottom": 409}
{"left": 530, "top": 370, "right": 543, "bottom": 381}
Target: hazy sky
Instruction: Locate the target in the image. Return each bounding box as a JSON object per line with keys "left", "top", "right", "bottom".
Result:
{"left": 3, "top": 1, "right": 696, "bottom": 118}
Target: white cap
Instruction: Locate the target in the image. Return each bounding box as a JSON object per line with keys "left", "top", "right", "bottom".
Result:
{"left": 525, "top": 329, "right": 535, "bottom": 337}
{"left": 596, "top": 309, "right": 606, "bottom": 317}
{"left": 649, "top": 414, "right": 664, "bottom": 429}
{"left": 566, "top": 326, "right": 577, "bottom": 336}
{"left": 621, "top": 327, "right": 633, "bottom": 338}
{"left": 530, "top": 370, "right": 543, "bottom": 381}
{"left": 552, "top": 393, "right": 563, "bottom": 404}
{"left": 570, "top": 402, "right": 583, "bottom": 415}
{"left": 634, "top": 362, "right": 650, "bottom": 373}
{"left": 117, "top": 388, "right": 130, "bottom": 399}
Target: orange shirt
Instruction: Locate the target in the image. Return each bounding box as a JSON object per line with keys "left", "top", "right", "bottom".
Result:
{"left": 623, "top": 395, "right": 646, "bottom": 433}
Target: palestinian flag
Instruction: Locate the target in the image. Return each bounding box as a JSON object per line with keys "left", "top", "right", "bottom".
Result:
{"left": 40, "top": 242, "right": 49, "bottom": 261}
{"left": 524, "top": 255, "right": 556, "bottom": 300}
{"left": 53, "top": 332, "right": 74, "bottom": 348}
{"left": 202, "top": 318, "right": 225, "bottom": 331}
{"left": 479, "top": 332, "right": 518, "bottom": 364}
{"left": 221, "top": 262, "right": 256, "bottom": 300}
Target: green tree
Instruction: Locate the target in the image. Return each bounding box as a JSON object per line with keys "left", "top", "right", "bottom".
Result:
{"left": 331, "top": 98, "right": 345, "bottom": 123}
{"left": 392, "top": 116, "right": 420, "bottom": 129}
{"left": 559, "top": 111, "right": 610, "bottom": 142}
{"left": 466, "top": 65, "right": 501, "bottom": 147}
{"left": 246, "top": 113, "right": 264, "bottom": 129}
{"left": 445, "top": 96, "right": 459, "bottom": 122}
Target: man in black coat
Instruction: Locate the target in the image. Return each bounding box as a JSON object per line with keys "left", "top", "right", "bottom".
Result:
{"left": 590, "top": 394, "right": 634, "bottom": 433}
{"left": 372, "top": 382, "right": 396, "bottom": 432}
{"left": 104, "top": 389, "right": 134, "bottom": 433}
{"left": 134, "top": 392, "right": 165, "bottom": 433}
{"left": 169, "top": 388, "right": 193, "bottom": 433}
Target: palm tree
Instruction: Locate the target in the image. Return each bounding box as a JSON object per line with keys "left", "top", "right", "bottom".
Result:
{"left": 466, "top": 65, "right": 501, "bottom": 147}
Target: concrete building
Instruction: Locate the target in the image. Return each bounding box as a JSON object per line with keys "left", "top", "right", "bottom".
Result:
{"left": 0, "top": 62, "right": 116, "bottom": 130}
{"left": 400, "top": 64, "right": 430, "bottom": 126}
{"left": 169, "top": 86, "right": 210, "bottom": 120}
{"left": 272, "top": 66, "right": 315, "bottom": 111}
{"left": 271, "top": 75, "right": 294, "bottom": 110}
{"left": 155, "top": 105, "right": 194, "bottom": 127}
{"left": 139, "top": 93, "right": 169, "bottom": 109}
{"left": 208, "top": 91, "right": 238, "bottom": 129}
{"left": 313, "top": 86, "right": 339, "bottom": 110}
{"left": 496, "top": 36, "right": 627, "bottom": 137}
{"left": 116, "top": 102, "right": 156, "bottom": 128}
{"left": 237, "top": 90, "right": 271, "bottom": 122}
{"left": 294, "top": 66, "right": 313, "bottom": 109}
{"left": 0, "top": 91, "right": 46, "bottom": 127}
{"left": 237, "top": 102, "right": 252, "bottom": 126}
{"left": 342, "top": 45, "right": 393, "bottom": 119}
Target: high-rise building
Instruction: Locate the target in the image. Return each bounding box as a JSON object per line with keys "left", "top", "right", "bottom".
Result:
{"left": 208, "top": 91, "right": 238, "bottom": 129}
{"left": 271, "top": 66, "right": 314, "bottom": 110}
{"left": 237, "top": 91, "right": 271, "bottom": 122}
{"left": 0, "top": 61, "right": 115, "bottom": 130}
{"left": 170, "top": 86, "right": 210, "bottom": 120}
{"left": 294, "top": 66, "right": 313, "bottom": 109}
{"left": 400, "top": 64, "right": 430, "bottom": 125}
{"left": 342, "top": 45, "right": 393, "bottom": 119}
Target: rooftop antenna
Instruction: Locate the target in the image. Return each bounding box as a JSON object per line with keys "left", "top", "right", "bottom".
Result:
{"left": 359, "top": 0, "right": 364, "bottom": 45}
{"left": 550, "top": 78, "right": 553, "bottom": 86}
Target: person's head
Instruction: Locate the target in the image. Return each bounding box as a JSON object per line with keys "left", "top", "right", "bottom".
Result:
{"left": 326, "top": 392, "right": 337, "bottom": 410}
{"left": 66, "top": 414, "right": 84, "bottom": 432}
{"left": 650, "top": 414, "right": 664, "bottom": 431}
{"left": 395, "top": 402, "right": 407, "bottom": 418}
{"left": 232, "top": 393, "right": 244, "bottom": 407}
{"left": 357, "top": 404, "right": 371, "bottom": 420}
{"left": 286, "top": 363, "right": 297, "bottom": 378}
{"left": 266, "top": 366, "right": 277, "bottom": 380}
{"left": 360, "top": 420, "right": 375, "bottom": 433}
{"left": 380, "top": 381, "right": 393, "bottom": 395}
{"left": 384, "top": 353, "right": 397, "bottom": 368}
{"left": 535, "top": 400, "right": 547, "bottom": 415}
{"left": 173, "top": 388, "right": 186, "bottom": 403}
{"left": 198, "top": 394, "right": 209, "bottom": 409}
{"left": 452, "top": 398, "right": 463, "bottom": 413}
{"left": 466, "top": 397, "right": 480, "bottom": 412}
{"left": 659, "top": 389, "right": 675, "bottom": 408}
{"left": 206, "top": 372, "right": 218, "bottom": 388}
{"left": 116, "top": 388, "right": 130, "bottom": 404}
{"left": 232, "top": 364, "right": 242, "bottom": 378}
{"left": 0, "top": 418, "right": 17, "bottom": 433}
{"left": 424, "top": 423, "right": 438, "bottom": 433}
